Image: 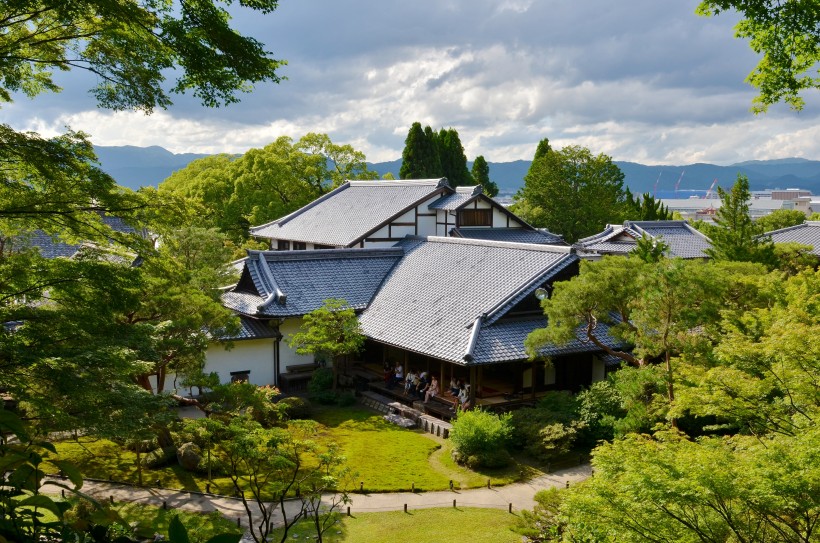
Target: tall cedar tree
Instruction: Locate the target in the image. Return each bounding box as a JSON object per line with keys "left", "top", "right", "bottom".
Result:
{"left": 399, "top": 122, "right": 441, "bottom": 179}
{"left": 436, "top": 128, "right": 473, "bottom": 188}
{"left": 705, "top": 175, "right": 776, "bottom": 265}
{"left": 471, "top": 156, "right": 499, "bottom": 197}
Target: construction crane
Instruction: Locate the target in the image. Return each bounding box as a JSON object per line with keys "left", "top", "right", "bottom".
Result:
{"left": 674, "top": 171, "right": 685, "bottom": 194}
{"left": 704, "top": 178, "right": 718, "bottom": 199}
{"left": 653, "top": 172, "right": 662, "bottom": 197}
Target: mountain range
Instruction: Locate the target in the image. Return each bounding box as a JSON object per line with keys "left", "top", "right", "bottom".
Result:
{"left": 94, "top": 146, "right": 820, "bottom": 197}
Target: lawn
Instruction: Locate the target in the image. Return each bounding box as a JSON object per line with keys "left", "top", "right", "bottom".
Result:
{"left": 50, "top": 404, "right": 536, "bottom": 494}
{"left": 273, "top": 507, "right": 523, "bottom": 543}
{"left": 112, "top": 503, "right": 242, "bottom": 543}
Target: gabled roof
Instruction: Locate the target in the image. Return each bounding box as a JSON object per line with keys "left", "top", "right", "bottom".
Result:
{"left": 765, "top": 221, "right": 820, "bottom": 255}
{"left": 214, "top": 316, "right": 280, "bottom": 341}
{"left": 428, "top": 185, "right": 483, "bottom": 210}
{"left": 222, "top": 248, "right": 403, "bottom": 318}
{"left": 450, "top": 227, "right": 565, "bottom": 246}
{"left": 248, "top": 179, "right": 449, "bottom": 246}
{"left": 577, "top": 220, "right": 712, "bottom": 259}
{"left": 358, "top": 236, "right": 578, "bottom": 365}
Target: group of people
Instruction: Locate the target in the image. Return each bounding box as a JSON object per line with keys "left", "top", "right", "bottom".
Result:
{"left": 385, "top": 362, "right": 471, "bottom": 409}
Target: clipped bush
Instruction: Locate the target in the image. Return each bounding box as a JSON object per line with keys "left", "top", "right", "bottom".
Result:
{"left": 275, "top": 396, "right": 312, "bottom": 420}
{"left": 450, "top": 409, "right": 513, "bottom": 468}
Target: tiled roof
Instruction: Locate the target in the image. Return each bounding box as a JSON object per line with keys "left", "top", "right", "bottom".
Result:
{"left": 577, "top": 220, "right": 711, "bottom": 259}
{"left": 358, "top": 236, "right": 578, "bottom": 364}
{"left": 223, "top": 248, "right": 403, "bottom": 317}
{"left": 428, "top": 186, "right": 482, "bottom": 210}
{"left": 765, "top": 221, "right": 820, "bottom": 255}
{"left": 451, "top": 228, "right": 565, "bottom": 245}
{"left": 214, "top": 316, "right": 279, "bottom": 341}
{"left": 472, "top": 317, "right": 625, "bottom": 364}
{"left": 21, "top": 215, "right": 141, "bottom": 259}
{"left": 249, "top": 179, "right": 449, "bottom": 246}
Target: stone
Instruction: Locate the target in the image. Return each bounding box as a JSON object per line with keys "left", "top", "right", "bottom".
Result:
{"left": 176, "top": 442, "right": 202, "bottom": 471}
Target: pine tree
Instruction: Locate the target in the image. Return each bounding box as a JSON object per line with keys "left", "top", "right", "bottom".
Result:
{"left": 399, "top": 122, "right": 428, "bottom": 179}
{"left": 471, "top": 155, "right": 499, "bottom": 197}
{"left": 705, "top": 175, "right": 775, "bottom": 265}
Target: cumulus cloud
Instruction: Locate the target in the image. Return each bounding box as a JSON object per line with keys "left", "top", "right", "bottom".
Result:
{"left": 3, "top": 0, "right": 818, "bottom": 165}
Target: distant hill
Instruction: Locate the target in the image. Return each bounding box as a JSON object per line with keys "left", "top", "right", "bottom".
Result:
{"left": 94, "top": 146, "right": 209, "bottom": 190}
{"left": 95, "top": 145, "right": 820, "bottom": 196}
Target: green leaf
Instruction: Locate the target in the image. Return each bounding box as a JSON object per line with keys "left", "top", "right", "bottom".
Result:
{"left": 0, "top": 410, "right": 28, "bottom": 440}
{"left": 168, "top": 515, "right": 190, "bottom": 543}
{"left": 18, "top": 494, "right": 63, "bottom": 517}
{"left": 51, "top": 460, "right": 84, "bottom": 489}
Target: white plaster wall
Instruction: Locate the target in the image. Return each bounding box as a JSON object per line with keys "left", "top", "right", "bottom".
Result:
{"left": 362, "top": 240, "right": 401, "bottom": 248}
{"left": 395, "top": 208, "right": 416, "bottom": 223}
{"left": 370, "top": 225, "right": 390, "bottom": 238}
{"left": 417, "top": 214, "right": 436, "bottom": 237}
{"left": 204, "top": 339, "right": 276, "bottom": 386}
{"left": 389, "top": 224, "right": 415, "bottom": 237}
{"left": 492, "top": 208, "right": 508, "bottom": 227}
{"left": 475, "top": 200, "right": 491, "bottom": 209}
{"left": 278, "top": 317, "right": 316, "bottom": 371}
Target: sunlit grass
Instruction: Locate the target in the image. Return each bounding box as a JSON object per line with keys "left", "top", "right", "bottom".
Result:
{"left": 49, "top": 405, "right": 535, "bottom": 494}
{"left": 273, "top": 507, "right": 522, "bottom": 543}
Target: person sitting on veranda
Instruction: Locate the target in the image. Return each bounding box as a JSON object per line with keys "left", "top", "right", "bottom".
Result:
{"left": 415, "top": 371, "right": 429, "bottom": 398}
{"left": 405, "top": 369, "right": 419, "bottom": 395}
{"left": 424, "top": 376, "right": 440, "bottom": 403}
{"left": 458, "top": 383, "right": 471, "bottom": 410}
{"left": 449, "top": 377, "right": 460, "bottom": 396}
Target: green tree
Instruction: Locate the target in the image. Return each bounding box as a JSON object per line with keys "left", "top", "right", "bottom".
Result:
{"left": 632, "top": 232, "right": 670, "bottom": 262}
{"left": 756, "top": 208, "right": 808, "bottom": 232}
{"left": 470, "top": 155, "right": 499, "bottom": 197}
{"left": 288, "top": 299, "right": 366, "bottom": 391}
{"left": 399, "top": 122, "right": 441, "bottom": 179}
{"left": 160, "top": 134, "right": 376, "bottom": 244}
{"left": 512, "top": 145, "right": 627, "bottom": 243}
{"left": 705, "top": 175, "right": 776, "bottom": 265}
{"left": 697, "top": 0, "right": 820, "bottom": 112}
{"left": 624, "top": 190, "right": 673, "bottom": 221}
{"left": 436, "top": 128, "right": 473, "bottom": 187}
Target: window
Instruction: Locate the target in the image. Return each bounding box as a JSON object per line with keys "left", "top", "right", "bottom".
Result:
{"left": 459, "top": 209, "right": 493, "bottom": 226}
{"left": 292, "top": 242, "right": 307, "bottom": 250}
{"left": 230, "top": 370, "right": 250, "bottom": 383}
{"left": 277, "top": 240, "right": 290, "bottom": 251}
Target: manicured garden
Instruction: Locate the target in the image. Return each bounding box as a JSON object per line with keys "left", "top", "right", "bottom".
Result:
{"left": 50, "top": 404, "right": 530, "bottom": 495}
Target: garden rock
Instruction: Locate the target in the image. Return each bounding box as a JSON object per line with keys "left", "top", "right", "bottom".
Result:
{"left": 141, "top": 446, "right": 176, "bottom": 469}
{"left": 177, "top": 442, "right": 202, "bottom": 471}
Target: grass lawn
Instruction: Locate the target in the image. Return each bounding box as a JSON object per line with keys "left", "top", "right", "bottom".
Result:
{"left": 50, "top": 404, "right": 538, "bottom": 494}
{"left": 113, "top": 503, "right": 242, "bottom": 543}
{"left": 273, "top": 507, "right": 523, "bottom": 543}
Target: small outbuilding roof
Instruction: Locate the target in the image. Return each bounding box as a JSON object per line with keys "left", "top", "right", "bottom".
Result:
{"left": 450, "top": 227, "right": 565, "bottom": 245}
{"left": 577, "top": 220, "right": 712, "bottom": 259}
{"left": 765, "top": 221, "right": 820, "bottom": 255}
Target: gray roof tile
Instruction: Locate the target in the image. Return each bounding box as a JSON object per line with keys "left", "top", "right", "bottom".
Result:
{"left": 472, "top": 317, "right": 625, "bottom": 364}
{"left": 451, "top": 228, "right": 565, "bottom": 245}
{"left": 215, "top": 316, "right": 279, "bottom": 341}
{"left": 578, "top": 220, "right": 711, "bottom": 259}
{"left": 249, "top": 179, "right": 448, "bottom": 246}
{"left": 358, "top": 237, "right": 578, "bottom": 364}
{"left": 765, "top": 221, "right": 820, "bottom": 255}
{"left": 224, "top": 248, "right": 403, "bottom": 317}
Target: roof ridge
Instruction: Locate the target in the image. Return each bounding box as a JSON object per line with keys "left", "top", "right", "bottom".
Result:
{"left": 764, "top": 221, "right": 813, "bottom": 235}
{"left": 417, "top": 235, "right": 575, "bottom": 253}
{"left": 347, "top": 178, "right": 448, "bottom": 187}
{"left": 250, "top": 247, "right": 405, "bottom": 262}
{"left": 249, "top": 182, "right": 352, "bottom": 233}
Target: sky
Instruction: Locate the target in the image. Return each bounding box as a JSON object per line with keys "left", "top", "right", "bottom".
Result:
{"left": 5, "top": 0, "right": 820, "bottom": 165}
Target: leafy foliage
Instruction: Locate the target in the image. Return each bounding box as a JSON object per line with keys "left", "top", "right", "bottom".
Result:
{"left": 450, "top": 409, "right": 513, "bottom": 468}
{"left": 697, "top": 0, "right": 820, "bottom": 112}
{"left": 512, "top": 145, "right": 627, "bottom": 243}
{"left": 471, "top": 155, "right": 499, "bottom": 197}
{"left": 399, "top": 122, "right": 442, "bottom": 179}
{"left": 756, "top": 208, "right": 809, "bottom": 232}
{"left": 624, "top": 190, "right": 673, "bottom": 221}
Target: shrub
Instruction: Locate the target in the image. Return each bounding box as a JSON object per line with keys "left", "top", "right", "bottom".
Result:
{"left": 576, "top": 380, "right": 626, "bottom": 445}
{"left": 510, "top": 391, "right": 584, "bottom": 462}
{"left": 275, "top": 396, "right": 312, "bottom": 420}
{"left": 140, "top": 446, "right": 176, "bottom": 469}
{"left": 450, "top": 409, "right": 513, "bottom": 468}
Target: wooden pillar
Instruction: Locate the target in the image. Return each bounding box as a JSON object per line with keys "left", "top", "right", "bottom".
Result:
{"left": 477, "top": 366, "right": 484, "bottom": 398}
{"left": 382, "top": 344, "right": 387, "bottom": 367}
{"left": 440, "top": 361, "right": 445, "bottom": 392}
{"left": 469, "top": 365, "right": 477, "bottom": 406}
{"left": 404, "top": 351, "right": 409, "bottom": 375}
